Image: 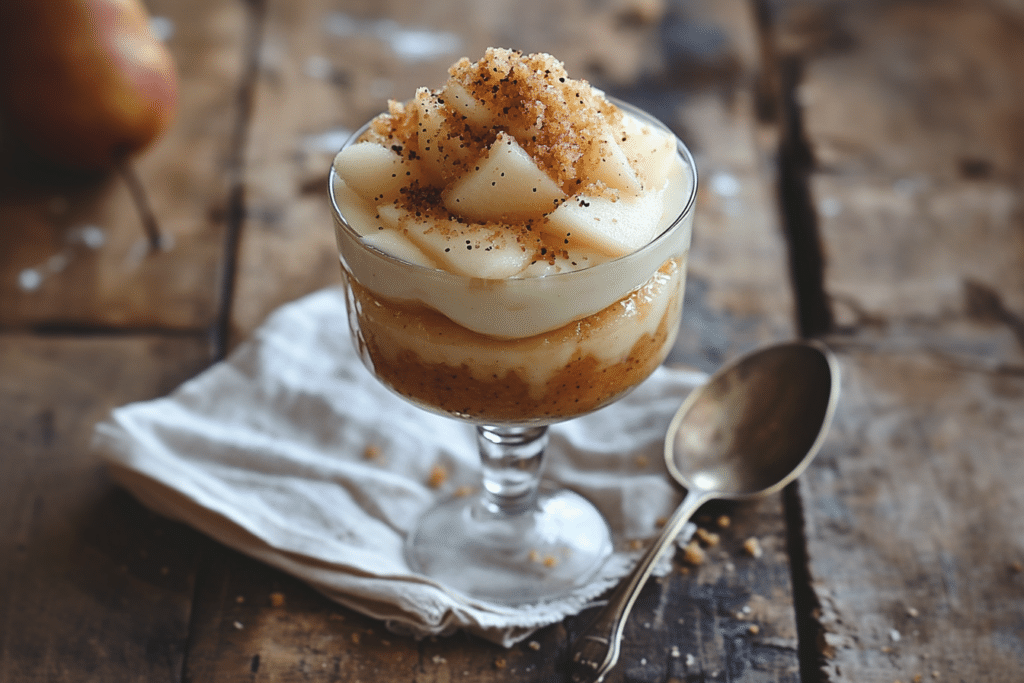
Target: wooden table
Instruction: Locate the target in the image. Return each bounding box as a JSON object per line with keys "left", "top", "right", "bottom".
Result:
{"left": 3, "top": 0, "right": 1023, "bottom": 680}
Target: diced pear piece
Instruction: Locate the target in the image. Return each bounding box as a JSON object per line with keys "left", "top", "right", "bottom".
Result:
{"left": 331, "top": 176, "right": 385, "bottom": 236}
{"left": 377, "top": 204, "right": 530, "bottom": 279}
{"left": 440, "top": 82, "right": 492, "bottom": 127}
{"left": 362, "top": 230, "right": 438, "bottom": 269}
{"left": 515, "top": 244, "right": 611, "bottom": 277}
{"left": 412, "top": 88, "right": 471, "bottom": 185}
{"left": 442, "top": 133, "right": 566, "bottom": 221}
{"left": 333, "top": 142, "right": 424, "bottom": 204}
{"left": 588, "top": 126, "right": 643, "bottom": 196}
{"left": 412, "top": 88, "right": 447, "bottom": 185}
{"left": 618, "top": 115, "right": 677, "bottom": 191}
{"left": 544, "top": 190, "right": 665, "bottom": 258}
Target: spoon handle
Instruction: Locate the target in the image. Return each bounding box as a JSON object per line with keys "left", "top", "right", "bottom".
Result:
{"left": 568, "top": 490, "right": 707, "bottom": 683}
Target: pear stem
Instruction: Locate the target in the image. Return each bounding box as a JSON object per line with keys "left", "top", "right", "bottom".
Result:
{"left": 118, "top": 159, "right": 163, "bottom": 251}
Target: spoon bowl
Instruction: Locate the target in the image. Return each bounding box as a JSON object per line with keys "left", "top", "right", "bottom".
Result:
{"left": 666, "top": 339, "right": 838, "bottom": 499}
{"left": 569, "top": 340, "right": 841, "bottom": 683}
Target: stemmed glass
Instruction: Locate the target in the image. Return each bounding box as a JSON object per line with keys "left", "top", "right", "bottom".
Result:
{"left": 329, "top": 100, "right": 697, "bottom": 605}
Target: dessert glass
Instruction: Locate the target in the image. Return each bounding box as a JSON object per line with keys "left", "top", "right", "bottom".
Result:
{"left": 330, "top": 100, "right": 697, "bottom": 605}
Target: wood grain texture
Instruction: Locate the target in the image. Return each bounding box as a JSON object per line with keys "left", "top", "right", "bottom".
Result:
{"left": 0, "top": 0, "right": 247, "bottom": 331}
{"left": 778, "top": 0, "right": 1024, "bottom": 356}
{"left": 765, "top": 0, "right": 1024, "bottom": 679}
{"left": 804, "top": 345, "right": 1024, "bottom": 682}
{"left": 0, "top": 335, "right": 213, "bottom": 683}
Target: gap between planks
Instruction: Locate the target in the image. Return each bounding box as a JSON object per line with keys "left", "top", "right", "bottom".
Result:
{"left": 751, "top": 1, "right": 834, "bottom": 682}
{"left": 211, "top": 0, "right": 269, "bottom": 363}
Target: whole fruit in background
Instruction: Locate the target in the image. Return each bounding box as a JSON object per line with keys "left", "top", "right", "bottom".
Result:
{"left": 0, "top": 0, "right": 179, "bottom": 171}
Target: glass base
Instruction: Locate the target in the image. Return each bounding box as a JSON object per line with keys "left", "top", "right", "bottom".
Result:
{"left": 405, "top": 487, "right": 613, "bottom": 605}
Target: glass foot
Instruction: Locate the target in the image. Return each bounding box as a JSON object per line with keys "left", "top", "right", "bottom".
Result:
{"left": 405, "top": 487, "right": 613, "bottom": 605}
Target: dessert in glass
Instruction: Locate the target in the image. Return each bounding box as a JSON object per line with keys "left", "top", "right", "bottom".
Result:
{"left": 329, "top": 49, "right": 697, "bottom": 605}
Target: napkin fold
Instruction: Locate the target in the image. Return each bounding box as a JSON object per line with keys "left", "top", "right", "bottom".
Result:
{"left": 93, "top": 286, "right": 704, "bottom": 646}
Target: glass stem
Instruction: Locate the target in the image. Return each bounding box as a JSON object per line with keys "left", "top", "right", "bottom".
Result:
{"left": 476, "top": 425, "right": 548, "bottom": 517}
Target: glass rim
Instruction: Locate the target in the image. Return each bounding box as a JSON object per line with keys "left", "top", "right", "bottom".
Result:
{"left": 328, "top": 96, "right": 698, "bottom": 281}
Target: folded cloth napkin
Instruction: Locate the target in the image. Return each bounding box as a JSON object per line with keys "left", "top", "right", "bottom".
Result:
{"left": 93, "top": 286, "right": 705, "bottom": 646}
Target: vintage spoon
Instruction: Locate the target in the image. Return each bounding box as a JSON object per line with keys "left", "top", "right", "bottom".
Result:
{"left": 568, "top": 340, "right": 841, "bottom": 683}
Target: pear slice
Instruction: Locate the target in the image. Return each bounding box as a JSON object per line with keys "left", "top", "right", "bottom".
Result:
{"left": 412, "top": 88, "right": 473, "bottom": 185}
{"left": 377, "top": 204, "right": 530, "bottom": 278}
{"left": 440, "top": 82, "right": 492, "bottom": 127}
{"left": 588, "top": 126, "right": 644, "bottom": 196}
{"left": 411, "top": 89, "right": 448, "bottom": 185}
{"left": 544, "top": 189, "right": 665, "bottom": 258}
{"left": 442, "top": 133, "right": 565, "bottom": 222}
{"left": 618, "top": 115, "right": 677, "bottom": 192}
{"left": 362, "top": 230, "right": 438, "bottom": 269}
{"left": 331, "top": 176, "right": 384, "bottom": 236}
{"left": 515, "top": 243, "right": 611, "bottom": 277}
{"left": 333, "top": 142, "right": 425, "bottom": 204}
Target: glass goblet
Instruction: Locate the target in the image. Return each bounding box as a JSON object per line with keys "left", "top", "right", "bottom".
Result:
{"left": 329, "top": 100, "right": 697, "bottom": 605}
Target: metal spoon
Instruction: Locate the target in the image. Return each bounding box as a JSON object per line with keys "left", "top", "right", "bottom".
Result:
{"left": 568, "top": 340, "right": 841, "bottom": 683}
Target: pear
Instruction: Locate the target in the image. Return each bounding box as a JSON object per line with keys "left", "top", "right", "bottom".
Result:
{"left": 442, "top": 133, "right": 565, "bottom": 222}
{"left": 377, "top": 204, "right": 531, "bottom": 278}
{"left": 333, "top": 142, "right": 426, "bottom": 205}
{"left": 545, "top": 189, "right": 666, "bottom": 258}
{"left": 0, "top": 0, "right": 179, "bottom": 170}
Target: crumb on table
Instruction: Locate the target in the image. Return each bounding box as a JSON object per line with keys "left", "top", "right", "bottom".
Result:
{"left": 427, "top": 463, "right": 448, "bottom": 488}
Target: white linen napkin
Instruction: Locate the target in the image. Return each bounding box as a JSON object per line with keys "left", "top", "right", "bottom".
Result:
{"left": 92, "top": 286, "right": 705, "bottom": 646}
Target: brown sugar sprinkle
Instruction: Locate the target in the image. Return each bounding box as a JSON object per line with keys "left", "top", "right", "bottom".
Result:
{"left": 427, "top": 463, "right": 448, "bottom": 488}
{"left": 364, "top": 48, "right": 628, "bottom": 197}
{"left": 748, "top": 624, "right": 760, "bottom": 635}
{"left": 694, "top": 527, "right": 720, "bottom": 547}
{"left": 743, "top": 537, "right": 763, "bottom": 559}
{"left": 494, "top": 657, "right": 508, "bottom": 670}
{"left": 363, "top": 444, "right": 381, "bottom": 460}
{"left": 716, "top": 515, "right": 731, "bottom": 529}
{"left": 453, "top": 484, "right": 475, "bottom": 497}
{"left": 682, "top": 540, "right": 705, "bottom": 566}
{"left": 269, "top": 592, "right": 286, "bottom": 608}
{"left": 543, "top": 555, "right": 559, "bottom": 568}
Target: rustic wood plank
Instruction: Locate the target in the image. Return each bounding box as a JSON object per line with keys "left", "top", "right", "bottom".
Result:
{"left": 810, "top": 175, "right": 1024, "bottom": 365}
{"left": 570, "top": 497, "right": 802, "bottom": 683}
{"left": 805, "top": 345, "right": 1024, "bottom": 682}
{"left": 184, "top": 0, "right": 808, "bottom": 681}
{"left": 780, "top": 0, "right": 1024, "bottom": 183}
{"left": 774, "top": 0, "right": 1024, "bottom": 354}
{"left": 0, "top": 335, "right": 213, "bottom": 683}
{"left": 0, "top": 0, "right": 247, "bottom": 331}
{"left": 764, "top": 0, "right": 1024, "bottom": 679}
